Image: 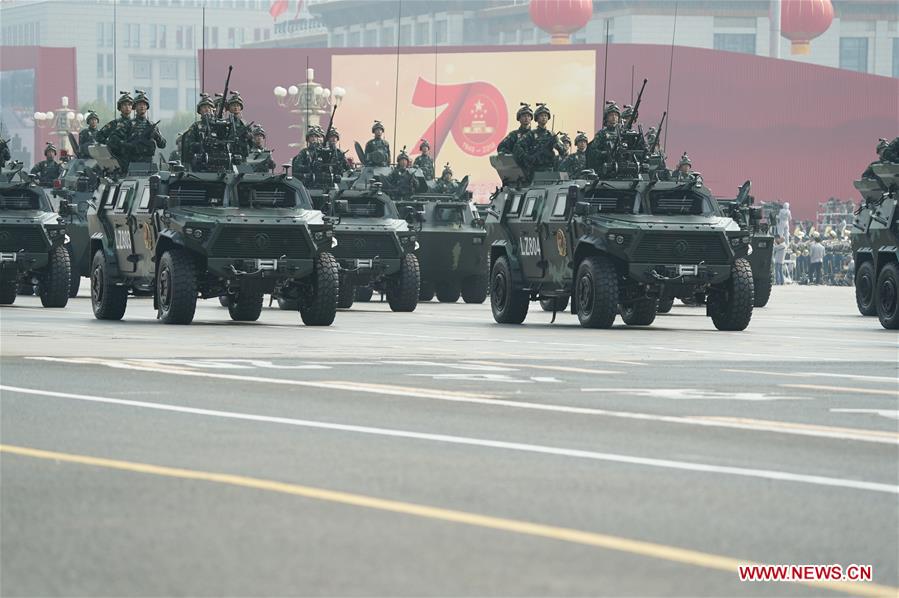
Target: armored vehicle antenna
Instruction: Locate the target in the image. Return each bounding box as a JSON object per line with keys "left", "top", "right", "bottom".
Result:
{"left": 664, "top": 0, "right": 679, "bottom": 151}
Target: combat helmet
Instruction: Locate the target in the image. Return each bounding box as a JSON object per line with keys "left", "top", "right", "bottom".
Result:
{"left": 516, "top": 103, "right": 534, "bottom": 121}
{"left": 574, "top": 130, "right": 589, "bottom": 145}
{"left": 251, "top": 125, "right": 266, "bottom": 138}
{"left": 534, "top": 103, "right": 551, "bottom": 120}
{"left": 441, "top": 162, "right": 453, "bottom": 178}
{"left": 603, "top": 101, "right": 621, "bottom": 125}
{"left": 226, "top": 91, "right": 244, "bottom": 109}
{"left": 326, "top": 127, "right": 339, "bottom": 140}
{"left": 419, "top": 138, "right": 430, "bottom": 151}
{"left": 305, "top": 127, "right": 318, "bottom": 142}
{"left": 196, "top": 93, "right": 215, "bottom": 113}
{"left": 559, "top": 132, "right": 571, "bottom": 146}
{"left": 371, "top": 120, "right": 385, "bottom": 133}
{"left": 116, "top": 90, "right": 134, "bottom": 108}
{"left": 85, "top": 111, "right": 100, "bottom": 125}
{"left": 396, "top": 146, "right": 410, "bottom": 165}
{"left": 678, "top": 152, "right": 692, "bottom": 167}
{"left": 621, "top": 104, "right": 634, "bottom": 121}
{"left": 44, "top": 142, "right": 57, "bottom": 157}
{"left": 132, "top": 89, "right": 150, "bottom": 108}
{"left": 876, "top": 138, "right": 888, "bottom": 156}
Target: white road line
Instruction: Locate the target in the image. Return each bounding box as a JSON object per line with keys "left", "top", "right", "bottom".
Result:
{"left": 20, "top": 357, "right": 897, "bottom": 444}
{"left": 782, "top": 384, "right": 899, "bottom": 397}
{"left": 2, "top": 384, "right": 896, "bottom": 494}
{"left": 723, "top": 369, "right": 898, "bottom": 384}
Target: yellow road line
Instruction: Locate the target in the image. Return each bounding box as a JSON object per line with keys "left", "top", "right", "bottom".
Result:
{"left": 781, "top": 384, "right": 899, "bottom": 397}
{"left": 2, "top": 444, "right": 895, "bottom": 598}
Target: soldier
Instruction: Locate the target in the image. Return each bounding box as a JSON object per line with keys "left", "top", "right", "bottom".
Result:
{"left": 0, "top": 136, "right": 9, "bottom": 168}
{"left": 673, "top": 152, "right": 693, "bottom": 181}
{"left": 559, "top": 132, "right": 571, "bottom": 158}
{"left": 291, "top": 127, "right": 320, "bottom": 180}
{"left": 128, "top": 90, "right": 166, "bottom": 164}
{"left": 434, "top": 163, "right": 458, "bottom": 193}
{"left": 246, "top": 126, "right": 275, "bottom": 173}
{"left": 226, "top": 92, "right": 250, "bottom": 158}
{"left": 324, "top": 127, "right": 349, "bottom": 175}
{"left": 78, "top": 112, "right": 101, "bottom": 158}
{"left": 386, "top": 148, "right": 415, "bottom": 198}
{"left": 862, "top": 137, "right": 899, "bottom": 178}
{"left": 364, "top": 121, "right": 390, "bottom": 167}
{"left": 559, "top": 131, "right": 588, "bottom": 176}
{"left": 30, "top": 143, "right": 62, "bottom": 186}
{"left": 169, "top": 135, "right": 182, "bottom": 163}
{"left": 621, "top": 104, "right": 634, "bottom": 126}
{"left": 585, "top": 101, "right": 621, "bottom": 174}
{"left": 98, "top": 91, "right": 134, "bottom": 168}
{"left": 513, "top": 103, "right": 564, "bottom": 178}
{"left": 180, "top": 93, "right": 215, "bottom": 164}
{"left": 412, "top": 139, "right": 435, "bottom": 179}
{"left": 497, "top": 103, "right": 533, "bottom": 155}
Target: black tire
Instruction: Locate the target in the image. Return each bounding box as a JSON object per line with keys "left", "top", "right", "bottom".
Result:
{"left": 490, "top": 255, "right": 528, "bottom": 324}
{"left": 656, "top": 295, "right": 674, "bottom": 313}
{"left": 575, "top": 256, "right": 618, "bottom": 329}
{"left": 337, "top": 273, "right": 354, "bottom": 309}
{"left": 540, "top": 296, "right": 570, "bottom": 312}
{"left": 90, "top": 250, "right": 127, "bottom": 320}
{"left": 709, "top": 258, "right": 754, "bottom": 331}
{"left": 461, "top": 275, "right": 488, "bottom": 304}
{"left": 277, "top": 296, "right": 298, "bottom": 311}
{"left": 435, "top": 281, "right": 461, "bottom": 303}
{"left": 156, "top": 248, "right": 198, "bottom": 325}
{"left": 855, "top": 261, "right": 877, "bottom": 316}
{"left": 354, "top": 285, "right": 374, "bottom": 303}
{"left": 300, "top": 252, "right": 339, "bottom": 326}
{"left": 67, "top": 245, "right": 81, "bottom": 298}
{"left": 419, "top": 280, "right": 435, "bottom": 302}
{"left": 39, "top": 244, "right": 71, "bottom": 308}
{"left": 218, "top": 295, "right": 231, "bottom": 307}
{"left": 620, "top": 298, "right": 658, "bottom": 326}
{"left": 0, "top": 277, "right": 17, "bottom": 305}
{"left": 228, "top": 287, "right": 264, "bottom": 322}
{"left": 875, "top": 262, "right": 899, "bottom": 330}
{"left": 753, "top": 274, "right": 772, "bottom": 308}
{"left": 387, "top": 253, "right": 420, "bottom": 312}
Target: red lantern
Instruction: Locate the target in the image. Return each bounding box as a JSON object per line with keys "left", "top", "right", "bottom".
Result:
{"left": 781, "top": 0, "right": 834, "bottom": 55}
{"left": 529, "top": 0, "right": 593, "bottom": 45}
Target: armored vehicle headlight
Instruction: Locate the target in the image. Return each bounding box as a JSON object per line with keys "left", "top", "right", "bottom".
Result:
{"left": 741, "top": 236, "right": 750, "bottom": 244}
{"left": 616, "top": 235, "right": 625, "bottom": 245}
{"left": 193, "top": 229, "right": 204, "bottom": 239}
{"left": 184, "top": 227, "right": 194, "bottom": 236}
{"left": 730, "top": 237, "right": 741, "bottom": 247}
{"left": 314, "top": 231, "right": 325, "bottom": 242}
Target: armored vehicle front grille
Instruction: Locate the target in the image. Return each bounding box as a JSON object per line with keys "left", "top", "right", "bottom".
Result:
{"left": 210, "top": 226, "right": 311, "bottom": 259}
{"left": 631, "top": 232, "right": 729, "bottom": 264}
{"left": 333, "top": 233, "right": 399, "bottom": 260}
{"left": 0, "top": 226, "right": 48, "bottom": 252}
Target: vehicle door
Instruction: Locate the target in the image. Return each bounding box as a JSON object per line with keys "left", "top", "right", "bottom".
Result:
{"left": 515, "top": 188, "right": 546, "bottom": 280}
{"left": 130, "top": 183, "right": 156, "bottom": 278}
{"left": 542, "top": 189, "right": 574, "bottom": 285}
{"left": 95, "top": 182, "right": 125, "bottom": 271}
{"left": 110, "top": 180, "right": 139, "bottom": 273}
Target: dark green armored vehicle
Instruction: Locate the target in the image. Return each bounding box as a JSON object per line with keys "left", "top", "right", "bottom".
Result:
{"left": 715, "top": 182, "right": 773, "bottom": 309}
{"left": 0, "top": 163, "right": 72, "bottom": 307}
{"left": 318, "top": 165, "right": 420, "bottom": 311}
{"left": 852, "top": 158, "right": 899, "bottom": 329}
{"left": 87, "top": 158, "right": 339, "bottom": 325}
{"left": 392, "top": 175, "right": 488, "bottom": 304}
{"left": 484, "top": 156, "right": 754, "bottom": 330}
{"left": 53, "top": 157, "right": 100, "bottom": 297}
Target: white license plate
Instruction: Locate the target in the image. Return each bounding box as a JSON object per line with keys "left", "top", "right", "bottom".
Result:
{"left": 356, "top": 258, "right": 373, "bottom": 269}
{"left": 256, "top": 259, "right": 278, "bottom": 271}
{"left": 677, "top": 265, "right": 698, "bottom": 276}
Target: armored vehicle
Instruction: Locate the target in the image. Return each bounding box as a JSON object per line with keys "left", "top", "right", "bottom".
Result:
{"left": 312, "top": 165, "right": 420, "bottom": 311}
{"left": 485, "top": 156, "right": 754, "bottom": 330}
{"left": 851, "top": 161, "right": 899, "bottom": 329}
{"left": 0, "top": 163, "right": 72, "bottom": 307}
{"left": 53, "top": 157, "right": 100, "bottom": 297}
{"left": 391, "top": 175, "right": 488, "bottom": 304}
{"left": 87, "top": 157, "right": 339, "bottom": 325}
{"left": 715, "top": 183, "right": 773, "bottom": 309}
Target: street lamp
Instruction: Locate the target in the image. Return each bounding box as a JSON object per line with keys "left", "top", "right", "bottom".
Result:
{"left": 273, "top": 68, "right": 346, "bottom": 148}
{"left": 33, "top": 96, "right": 84, "bottom": 155}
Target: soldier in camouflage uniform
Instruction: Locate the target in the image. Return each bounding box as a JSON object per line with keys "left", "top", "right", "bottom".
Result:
{"left": 324, "top": 127, "right": 349, "bottom": 176}
{"left": 673, "top": 152, "right": 693, "bottom": 181}
{"left": 497, "top": 103, "right": 533, "bottom": 155}
{"left": 364, "top": 121, "right": 390, "bottom": 167}
{"left": 513, "top": 103, "right": 564, "bottom": 179}
{"left": 559, "top": 132, "right": 571, "bottom": 158}
{"left": 226, "top": 92, "right": 250, "bottom": 159}
{"left": 30, "top": 143, "right": 62, "bottom": 186}
{"left": 862, "top": 137, "right": 899, "bottom": 178}
{"left": 412, "top": 139, "right": 435, "bottom": 179}
{"left": 434, "top": 163, "right": 458, "bottom": 193}
{"left": 291, "top": 127, "right": 321, "bottom": 181}
{"left": 77, "top": 112, "right": 101, "bottom": 158}
{"left": 386, "top": 148, "right": 415, "bottom": 198}
{"left": 179, "top": 93, "right": 216, "bottom": 165}
{"left": 128, "top": 90, "right": 166, "bottom": 164}
{"left": 586, "top": 101, "right": 621, "bottom": 174}
{"left": 559, "top": 131, "right": 588, "bottom": 176}
{"left": 97, "top": 91, "right": 134, "bottom": 169}
{"left": 0, "top": 137, "right": 10, "bottom": 168}
{"left": 247, "top": 125, "right": 276, "bottom": 173}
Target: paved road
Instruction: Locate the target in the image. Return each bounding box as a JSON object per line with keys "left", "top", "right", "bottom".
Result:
{"left": 1, "top": 285, "right": 897, "bottom": 597}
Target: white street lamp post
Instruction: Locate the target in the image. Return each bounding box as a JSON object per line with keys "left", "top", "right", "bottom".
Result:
{"left": 33, "top": 95, "right": 85, "bottom": 155}
{"left": 273, "top": 68, "right": 346, "bottom": 148}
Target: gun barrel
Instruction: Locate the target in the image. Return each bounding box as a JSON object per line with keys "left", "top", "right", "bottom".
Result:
{"left": 217, "top": 65, "right": 233, "bottom": 120}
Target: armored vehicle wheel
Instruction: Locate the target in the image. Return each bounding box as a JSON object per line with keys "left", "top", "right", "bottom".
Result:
{"left": 337, "top": 273, "right": 355, "bottom": 309}
{"left": 419, "top": 280, "right": 435, "bottom": 302}
{"left": 708, "top": 258, "right": 754, "bottom": 331}
{"left": 461, "top": 275, "right": 488, "bottom": 304}
{"left": 387, "top": 253, "right": 420, "bottom": 312}
{"left": 300, "top": 252, "right": 339, "bottom": 326}
{"left": 0, "top": 277, "right": 17, "bottom": 305}
{"left": 277, "top": 297, "right": 298, "bottom": 311}
{"left": 540, "top": 296, "right": 569, "bottom": 312}
{"left": 219, "top": 295, "right": 231, "bottom": 307}
{"left": 157, "top": 248, "right": 198, "bottom": 325}
{"left": 575, "top": 256, "right": 618, "bottom": 329}
{"left": 228, "top": 288, "right": 264, "bottom": 322}
{"left": 435, "top": 281, "right": 461, "bottom": 303}
{"left": 67, "top": 245, "right": 80, "bottom": 298}
{"left": 490, "top": 255, "right": 528, "bottom": 324}
{"left": 656, "top": 295, "right": 674, "bottom": 313}
{"left": 620, "top": 298, "right": 658, "bottom": 326}
{"left": 875, "top": 262, "right": 899, "bottom": 329}
{"left": 855, "top": 261, "right": 877, "bottom": 316}
{"left": 753, "top": 274, "right": 772, "bottom": 308}
{"left": 39, "top": 244, "right": 71, "bottom": 308}
{"left": 355, "top": 286, "right": 374, "bottom": 302}
{"left": 90, "top": 250, "right": 127, "bottom": 320}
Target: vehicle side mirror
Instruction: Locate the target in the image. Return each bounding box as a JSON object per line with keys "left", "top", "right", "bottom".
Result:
{"left": 566, "top": 185, "right": 580, "bottom": 211}
{"left": 574, "top": 202, "right": 591, "bottom": 216}
{"left": 334, "top": 199, "right": 348, "bottom": 215}
{"left": 150, "top": 194, "right": 169, "bottom": 211}
{"left": 404, "top": 206, "right": 417, "bottom": 226}
{"left": 57, "top": 199, "right": 71, "bottom": 217}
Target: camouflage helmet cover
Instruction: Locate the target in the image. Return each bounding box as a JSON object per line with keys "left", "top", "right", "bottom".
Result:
{"left": 251, "top": 125, "right": 266, "bottom": 138}
{"left": 396, "top": 146, "right": 410, "bottom": 163}
{"left": 678, "top": 151, "right": 692, "bottom": 167}
{"left": 603, "top": 100, "right": 621, "bottom": 116}
{"left": 574, "top": 130, "right": 589, "bottom": 144}
{"left": 305, "top": 127, "right": 318, "bottom": 141}
{"left": 326, "top": 127, "right": 339, "bottom": 140}
{"left": 534, "top": 103, "right": 551, "bottom": 119}
{"left": 371, "top": 120, "right": 385, "bottom": 133}
{"left": 44, "top": 142, "right": 57, "bottom": 156}
{"left": 196, "top": 93, "right": 215, "bottom": 113}
{"left": 559, "top": 132, "right": 571, "bottom": 145}
{"left": 516, "top": 103, "right": 534, "bottom": 120}
{"left": 419, "top": 138, "right": 430, "bottom": 150}
{"left": 116, "top": 90, "right": 134, "bottom": 108}
{"left": 441, "top": 162, "right": 453, "bottom": 177}
{"left": 85, "top": 111, "right": 100, "bottom": 124}
{"left": 132, "top": 89, "right": 149, "bottom": 108}
{"left": 226, "top": 91, "right": 244, "bottom": 108}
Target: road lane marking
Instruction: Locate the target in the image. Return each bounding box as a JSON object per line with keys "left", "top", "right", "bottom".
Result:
{"left": 723, "top": 369, "right": 898, "bottom": 384}
{"left": 11, "top": 361, "right": 898, "bottom": 444}
{"left": 831, "top": 409, "right": 899, "bottom": 421}
{"left": 1, "top": 444, "right": 895, "bottom": 598}
{"left": 3, "top": 385, "right": 897, "bottom": 493}
{"left": 582, "top": 388, "right": 806, "bottom": 401}
{"left": 464, "top": 360, "right": 621, "bottom": 375}
{"left": 781, "top": 384, "right": 899, "bottom": 397}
